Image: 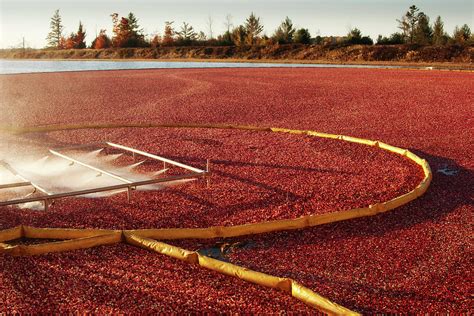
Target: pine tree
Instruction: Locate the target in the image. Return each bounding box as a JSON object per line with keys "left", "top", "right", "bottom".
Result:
{"left": 245, "top": 12, "right": 264, "bottom": 45}
{"left": 46, "top": 9, "right": 64, "bottom": 49}
{"left": 414, "top": 12, "right": 432, "bottom": 45}
{"left": 232, "top": 25, "right": 247, "bottom": 46}
{"left": 127, "top": 12, "right": 143, "bottom": 35}
{"left": 432, "top": 16, "right": 446, "bottom": 45}
{"left": 397, "top": 5, "right": 420, "bottom": 44}
{"left": 110, "top": 12, "right": 145, "bottom": 48}
{"left": 177, "top": 22, "right": 197, "bottom": 45}
{"left": 74, "top": 21, "right": 86, "bottom": 48}
{"left": 453, "top": 24, "right": 471, "bottom": 44}
{"left": 273, "top": 17, "right": 295, "bottom": 44}
{"left": 294, "top": 28, "right": 311, "bottom": 44}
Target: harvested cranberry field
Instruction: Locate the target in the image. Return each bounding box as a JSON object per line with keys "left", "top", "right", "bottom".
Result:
{"left": 0, "top": 68, "right": 472, "bottom": 313}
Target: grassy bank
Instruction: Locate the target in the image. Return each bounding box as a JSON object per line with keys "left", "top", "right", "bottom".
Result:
{"left": 1, "top": 44, "right": 473, "bottom": 68}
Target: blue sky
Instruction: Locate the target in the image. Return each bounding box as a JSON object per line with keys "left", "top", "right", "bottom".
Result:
{"left": 0, "top": 0, "right": 472, "bottom": 48}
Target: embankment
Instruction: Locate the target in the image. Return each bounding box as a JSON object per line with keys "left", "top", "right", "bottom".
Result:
{"left": 1, "top": 44, "right": 473, "bottom": 66}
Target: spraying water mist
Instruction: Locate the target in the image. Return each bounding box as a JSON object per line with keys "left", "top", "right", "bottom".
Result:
{"left": 0, "top": 141, "right": 205, "bottom": 211}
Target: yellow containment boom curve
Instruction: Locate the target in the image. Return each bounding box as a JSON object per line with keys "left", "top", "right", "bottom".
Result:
{"left": 0, "top": 123, "right": 432, "bottom": 315}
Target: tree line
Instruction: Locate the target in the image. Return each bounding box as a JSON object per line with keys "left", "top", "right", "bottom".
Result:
{"left": 45, "top": 5, "right": 473, "bottom": 50}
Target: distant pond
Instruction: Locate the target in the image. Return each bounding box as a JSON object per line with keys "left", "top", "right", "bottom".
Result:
{"left": 0, "top": 59, "right": 404, "bottom": 74}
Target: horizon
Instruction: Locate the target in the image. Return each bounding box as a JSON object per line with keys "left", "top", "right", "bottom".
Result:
{"left": 0, "top": 0, "right": 473, "bottom": 49}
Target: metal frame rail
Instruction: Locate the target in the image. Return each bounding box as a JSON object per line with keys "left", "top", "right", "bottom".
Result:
{"left": 0, "top": 142, "right": 210, "bottom": 211}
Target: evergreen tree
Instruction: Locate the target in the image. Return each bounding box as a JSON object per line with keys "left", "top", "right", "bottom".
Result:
{"left": 432, "top": 16, "right": 446, "bottom": 45}
{"left": 293, "top": 28, "right": 311, "bottom": 44}
{"left": 232, "top": 25, "right": 247, "bottom": 46}
{"left": 177, "top": 22, "right": 197, "bottom": 45}
{"left": 376, "top": 32, "right": 405, "bottom": 45}
{"left": 127, "top": 12, "right": 143, "bottom": 36}
{"left": 346, "top": 28, "right": 373, "bottom": 45}
{"left": 398, "top": 5, "right": 420, "bottom": 43}
{"left": 414, "top": 12, "right": 432, "bottom": 45}
{"left": 453, "top": 24, "right": 471, "bottom": 44}
{"left": 74, "top": 21, "right": 86, "bottom": 48}
{"left": 217, "top": 30, "right": 233, "bottom": 46}
{"left": 244, "top": 12, "right": 264, "bottom": 45}
{"left": 110, "top": 12, "right": 146, "bottom": 47}
{"left": 272, "top": 17, "right": 295, "bottom": 44}
{"left": 46, "top": 9, "right": 64, "bottom": 49}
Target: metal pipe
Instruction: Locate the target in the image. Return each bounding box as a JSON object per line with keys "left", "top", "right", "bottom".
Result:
{"left": 0, "top": 172, "right": 205, "bottom": 208}
{"left": 0, "top": 182, "right": 32, "bottom": 190}
{"left": 0, "top": 160, "right": 52, "bottom": 196}
{"left": 49, "top": 149, "right": 133, "bottom": 184}
{"left": 106, "top": 142, "right": 205, "bottom": 173}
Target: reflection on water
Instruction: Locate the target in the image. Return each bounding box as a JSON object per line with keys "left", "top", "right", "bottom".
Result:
{"left": 0, "top": 59, "right": 403, "bottom": 74}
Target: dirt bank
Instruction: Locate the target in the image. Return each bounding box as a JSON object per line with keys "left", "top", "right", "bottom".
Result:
{"left": 1, "top": 44, "right": 473, "bottom": 67}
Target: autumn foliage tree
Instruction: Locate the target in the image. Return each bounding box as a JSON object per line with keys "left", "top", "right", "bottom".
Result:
{"left": 111, "top": 12, "right": 147, "bottom": 48}
{"left": 91, "top": 29, "right": 112, "bottom": 49}
{"left": 162, "top": 21, "right": 175, "bottom": 46}
{"left": 65, "top": 21, "right": 86, "bottom": 49}
{"left": 232, "top": 25, "right": 247, "bottom": 46}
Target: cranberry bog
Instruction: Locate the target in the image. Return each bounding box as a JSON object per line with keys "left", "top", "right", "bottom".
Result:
{"left": 0, "top": 68, "right": 472, "bottom": 313}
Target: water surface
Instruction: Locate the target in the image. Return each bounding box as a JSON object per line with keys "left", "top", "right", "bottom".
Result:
{"left": 0, "top": 59, "right": 403, "bottom": 74}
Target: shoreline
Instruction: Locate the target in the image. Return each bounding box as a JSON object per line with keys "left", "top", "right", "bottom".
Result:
{"left": 1, "top": 44, "right": 473, "bottom": 71}
{"left": 1, "top": 58, "right": 473, "bottom": 72}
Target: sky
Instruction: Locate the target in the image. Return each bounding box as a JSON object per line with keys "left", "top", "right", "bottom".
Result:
{"left": 0, "top": 0, "right": 473, "bottom": 48}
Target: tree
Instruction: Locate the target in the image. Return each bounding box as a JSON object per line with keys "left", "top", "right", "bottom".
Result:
{"left": 66, "top": 21, "right": 86, "bottom": 49}
{"left": 224, "top": 14, "right": 233, "bottom": 34}
{"left": 217, "top": 31, "right": 233, "bottom": 46}
{"left": 162, "top": 21, "right": 175, "bottom": 46}
{"left": 91, "top": 29, "right": 112, "bottom": 49}
{"left": 127, "top": 12, "right": 143, "bottom": 36}
{"left": 376, "top": 32, "right": 405, "bottom": 45}
{"left": 397, "top": 5, "right": 420, "bottom": 44}
{"left": 414, "top": 12, "right": 432, "bottom": 45}
{"left": 244, "top": 12, "right": 264, "bottom": 45}
{"left": 346, "top": 28, "right": 373, "bottom": 45}
{"left": 432, "top": 16, "right": 447, "bottom": 45}
{"left": 74, "top": 21, "right": 86, "bottom": 48}
{"left": 150, "top": 34, "right": 161, "bottom": 48}
{"left": 294, "top": 28, "right": 311, "bottom": 44}
{"left": 232, "top": 25, "right": 247, "bottom": 46}
{"left": 453, "top": 24, "right": 471, "bottom": 44}
{"left": 110, "top": 12, "right": 146, "bottom": 48}
{"left": 197, "top": 31, "right": 207, "bottom": 42}
{"left": 177, "top": 22, "right": 197, "bottom": 45}
{"left": 206, "top": 16, "right": 214, "bottom": 39}
{"left": 272, "top": 17, "right": 295, "bottom": 44}
{"left": 46, "top": 9, "right": 64, "bottom": 49}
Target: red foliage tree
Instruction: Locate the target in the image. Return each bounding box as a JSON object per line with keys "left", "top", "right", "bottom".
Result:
{"left": 110, "top": 12, "right": 146, "bottom": 48}
{"left": 64, "top": 22, "right": 87, "bottom": 49}
{"left": 151, "top": 34, "right": 161, "bottom": 48}
{"left": 162, "top": 21, "right": 175, "bottom": 46}
{"left": 91, "top": 29, "right": 111, "bottom": 49}
{"left": 64, "top": 35, "right": 75, "bottom": 49}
